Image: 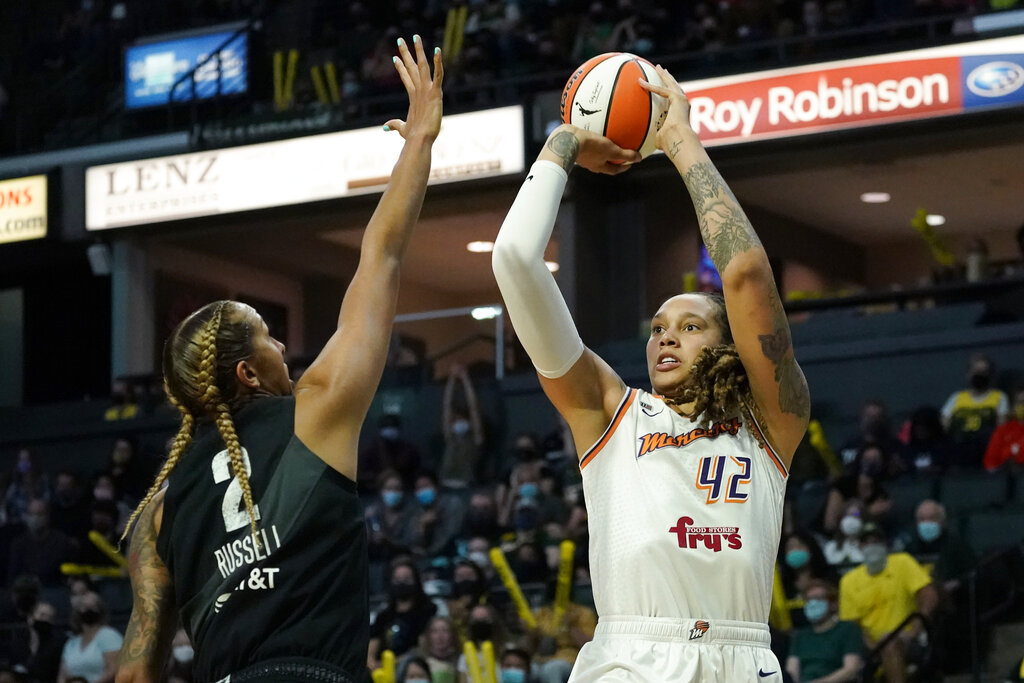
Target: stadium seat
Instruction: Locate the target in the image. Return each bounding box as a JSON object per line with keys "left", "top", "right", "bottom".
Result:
{"left": 793, "top": 481, "right": 830, "bottom": 528}
{"left": 1009, "top": 470, "right": 1024, "bottom": 510}
{"left": 937, "top": 471, "right": 1010, "bottom": 516}
{"left": 961, "top": 510, "right": 1024, "bottom": 556}
{"left": 888, "top": 476, "right": 940, "bottom": 523}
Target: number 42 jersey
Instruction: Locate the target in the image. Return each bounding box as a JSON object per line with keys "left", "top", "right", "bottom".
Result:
{"left": 156, "top": 396, "right": 369, "bottom": 681}
{"left": 580, "top": 388, "right": 789, "bottom": 624}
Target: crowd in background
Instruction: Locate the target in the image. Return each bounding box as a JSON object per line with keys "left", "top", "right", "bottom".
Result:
{"left": 0, "top": 0, "right": 1004, "bottom": 153}
{"left": 1, "top": 349, "right": 1023, "bottom": 682}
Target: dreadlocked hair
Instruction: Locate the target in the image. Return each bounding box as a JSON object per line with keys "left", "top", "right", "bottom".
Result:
{"left": 122, "top": 300, "right": 262, "bottom": 548}
{"left": 661, "top": 292, "right": 769, "bottom": 451}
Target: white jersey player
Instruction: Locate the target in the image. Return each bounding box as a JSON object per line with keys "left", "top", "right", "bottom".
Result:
{"left": 492, "top": 65, "right": 809, "bottom": 682}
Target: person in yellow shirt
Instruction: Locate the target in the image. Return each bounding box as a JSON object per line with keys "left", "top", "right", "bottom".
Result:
{"left": 839, "top": 523, "right": 938, "bottom": 683}
{"left": 529, "top": 584, "right": 597, "bottom": 683}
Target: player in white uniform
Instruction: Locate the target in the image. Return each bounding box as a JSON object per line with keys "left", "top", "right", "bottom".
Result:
{"left": 491, "top": 65, "right": 810, "bottom": 682}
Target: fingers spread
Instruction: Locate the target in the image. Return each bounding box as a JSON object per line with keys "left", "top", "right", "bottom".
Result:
{"left": 398, "top": 37, "right": 419, "bottom": 87}
{"left": 412, "top": 35, "right": 431, "bottom": 83}
{"left": 393, "top": 54, "right": 415, "bottom": 94}
{"left": 655, "top": 64, "right": 684, "bottom": 94}
{"left": 433, "top": 47, "right": 444, "bottom": 87}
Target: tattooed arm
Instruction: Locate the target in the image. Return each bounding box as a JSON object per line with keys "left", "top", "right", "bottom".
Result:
{"left": 116, "top": 488, "right": 177, "bottom": 683}
{"left": 641, "top": 68, "right": 809, "bottom": 463}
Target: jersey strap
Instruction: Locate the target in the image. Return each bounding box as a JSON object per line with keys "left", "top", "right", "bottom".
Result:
{"left": 580, "top": 388, "right": 636, "bottom": 469}
{"left": 743, "top": 408, "right": 788, "bottom": 478}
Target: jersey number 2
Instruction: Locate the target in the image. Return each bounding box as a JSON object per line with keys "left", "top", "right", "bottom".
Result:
{"left": 696, "top": 455, "right": 751, "bottom": 504}
{"left": 211, "top": 448, "right": 262, "bottom": 532}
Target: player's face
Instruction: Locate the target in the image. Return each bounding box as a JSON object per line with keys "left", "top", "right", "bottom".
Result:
{"left": 646, "top": 294, "right": 725, "bottom": 396}
{"left": 243, "top": 308, "right": 293, "bottom": 396}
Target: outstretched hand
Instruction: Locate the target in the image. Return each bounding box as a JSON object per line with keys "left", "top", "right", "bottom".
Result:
{"left": 385, "top": 35, "right": 444, "bottom": 141}
{"left": 638, "top": 64, "right": 695, "bottom": 157}
{"left": 542, "top": 124, "right": 641, "bottom": 175}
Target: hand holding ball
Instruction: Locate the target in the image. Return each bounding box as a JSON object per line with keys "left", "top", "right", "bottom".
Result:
{"left": 560, "top": 52, "right": 667, "bottom": 160}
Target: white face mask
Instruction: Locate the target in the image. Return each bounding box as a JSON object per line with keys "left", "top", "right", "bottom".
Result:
{"left": 173, "top": 645, "right": 194, "bottom": 663}
{"left": 839, "top": 515, "right": 863, "bottom": 537}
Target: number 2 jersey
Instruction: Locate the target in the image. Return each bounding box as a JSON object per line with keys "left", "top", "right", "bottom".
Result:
{"left": 156, "top": 396, "right": 369, "bottom": 681}
{"left": 581, "top": 388, "right": 788, "bottom": 624}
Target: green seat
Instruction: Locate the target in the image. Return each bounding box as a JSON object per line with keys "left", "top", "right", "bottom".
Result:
{"left": 937, "top": 471, "right": 1009, "bottom": 516}
{"left": 962, "top": 510, "right": 1024, "bottom": 555}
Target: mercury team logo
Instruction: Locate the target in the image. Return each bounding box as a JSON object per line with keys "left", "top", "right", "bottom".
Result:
{"left": 689, "top": 620, "right": 710, "bottom": 640}
{"left": 636, "top": 418, "right": 741, "bottom": 458}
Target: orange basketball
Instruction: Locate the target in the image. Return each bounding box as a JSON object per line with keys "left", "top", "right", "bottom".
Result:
{"left": 560, "top": 52, "right": 666, "bottom": 159}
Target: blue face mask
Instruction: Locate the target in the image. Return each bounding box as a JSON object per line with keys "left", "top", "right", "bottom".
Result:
{"left": 416, "top": 488, "right": 436, "bottom": 506}
{"left": 519, "top": 483, "right": 539, "bottom": 499}
{"left": 917, "top": 521, "right": 942, "bottom": 543}
{"left": 502, "top": 669, "right": 526, "bottom": 683}
{"left": 803, "top": 598, "right": 829, "bottom": 623}
{"left": 382, "top": 491, "right": 403, "bottom": 508}
{"left": 785, "top": 549, "right": 810, "bottom": 569}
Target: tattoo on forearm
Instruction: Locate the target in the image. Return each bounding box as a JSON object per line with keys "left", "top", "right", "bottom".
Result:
{"left": 667, "top": 139, "right": 683, "bottom": 159}
{"left": 547, "top": 131, "right": 580, "bottom": 172}
{"left": 758, "top": 295, "right": 810, "bottom": 419}
{"left": 121, "top": 499, "right": 174, "bottom": 671}
{"left": 683, "top": 162, "right": 760, "bottom": 272}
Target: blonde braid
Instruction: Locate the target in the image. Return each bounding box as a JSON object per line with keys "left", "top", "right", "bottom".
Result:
{"left": 120, "top": 383, "right": 193, "bottom": 544}
{"left": 197, "top": 303, "right": 262, "bottom": 549}
{"left": 214, "top": 403, "right": 261, "bottom": 548}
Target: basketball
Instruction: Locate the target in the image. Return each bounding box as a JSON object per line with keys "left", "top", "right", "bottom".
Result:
{"left": 560, "top": 52, "right": 666, "bottom": 160}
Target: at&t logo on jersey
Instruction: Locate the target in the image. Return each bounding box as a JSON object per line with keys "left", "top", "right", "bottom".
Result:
{"left": 670, "top": 516, "right": 743, "bottom": 552}
{"left": 689, "top": 620, "right": 710, "bottom": 640}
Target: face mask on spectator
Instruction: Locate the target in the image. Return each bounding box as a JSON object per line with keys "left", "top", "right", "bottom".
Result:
{"left": 78, "top": 609, "right": 101, "bottom": 625}
{"left": 518, "top": 483, "right": 539, "bottom": 500}
{"left": 453, "top": 578, "right": 483, "bottom": 600}
{"left": 860, "top": 459, "right": 882, "bottom": 478}
{"left": 839, "top": 515, "right": 862, "bottom": 537}
{"left": 392, "top": 581, "right": 416, "bottom": 602}
{"left": 382, "top": 491, "right": 404, "bottom": 508}
{"left": 917, "top": 521, "right": 942, "bottom": 542}
{"left": 969, "top": 372, "right": 991, "bottom": 392}
{"left": 502, "top": 670, "right": 526, "bottom": 683}
{"left": 32, "top": 620, "right": 53, "bottom": 639}
{"left": 862, "top": 544, "right": 887, "bottom": 574}
{"left": 380, "top": 426, "right": 400, "bottom": 441}
{"left": 515, "top": 506, "right": 539, "bottom": 531}
{"left": 468, "top": 619, "right": 493, "bottom": 642}
{"left": 416, "top": 488, "right": 436, "bottom": 506}
{"left": 468, "top": 551, "right": 490, "bottom": 568}
{"left": 785, "top": 549, "right": 810, "bottom": 569}
{"left": 803, "top": 598, "right": 829, "bottom": 623}
{"left": 93, "top": 485, "right": 114, "bottom": 501}
{"left": 451, "top": 419, "right": 471, "bottom": 437}
{"left": 25, "top": 514, "right": 46, "bottom": 534}
{"left": 173, "top": 645, "right": 194, "bottom": 663}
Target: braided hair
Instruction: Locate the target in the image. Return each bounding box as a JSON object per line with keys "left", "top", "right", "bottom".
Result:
{"left": 122, "top": 301, "right": 262, "bottom": 546}
{"left": 661, "top": 292, "right": 770, "bottom": 450}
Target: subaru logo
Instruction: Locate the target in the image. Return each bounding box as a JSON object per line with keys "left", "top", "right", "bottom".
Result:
{"left": 966, "top": 61, "right": 1024, "bottom": 98}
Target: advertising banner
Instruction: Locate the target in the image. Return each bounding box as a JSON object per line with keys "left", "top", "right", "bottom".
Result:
{"left": 679, "top": 34, "right": 1024, "bottom": 146}
{"left": 86, "top": 105, "right": 525, "bottom": 230}
{"left": 0, "top": 175, "right": 47, "bottom": 244}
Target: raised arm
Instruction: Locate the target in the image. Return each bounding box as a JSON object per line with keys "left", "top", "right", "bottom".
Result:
{"left": 642, "top": 66, "right": 810, "bottom": 462}
{"left": 116, "top": 490, "right": 176, "bottom": 683}
{"left": 491, "top": 126, "right": 639, "bottom": 456}
{"left": 295, "top": 36, "right": 443, "bottom": 478}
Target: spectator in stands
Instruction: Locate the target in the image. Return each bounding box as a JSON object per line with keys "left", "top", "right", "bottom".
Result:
{"left": 88, "top": 473, "right": 130, "bottom": 533}
{"left": 365, "top": 469, "right": 414, "bottom": 562}
{"left": 5, "top": 449, "right": 51, "bottom": 523}
{"left": 895, "top": 406, "right": 951, "bottom": 477}
{"left": 456, "top": 604, "right": 508, "bottom": 680}
{"left": 464, "top": 536, "right": 499, "bottom": 586}
{"left": 106, "top": 437, "right": 151, "bottom": 504}
{"left": 941, "top": 353, "right": 1010, "bottom": 467}
{"left": 822, "top": 500, "right": 866, "bottom": 567}
{"left": 50, "top": 471, "right": 91, "bottom": 539}
{"left": 22, "top": 599, "right": 66, "bottom": 683}
{"left": 58, "top": 591, "right": 122, "bottom": 683}
{"left": 8, "top": 498, "right": 76, "bottom": 586}
{"left": 499, "top": 464, "right": 567, "bottom": 534}
{"left": 359, "top": 413, "right": 423, "bottom": 492}
{"left": 839, "top": 523, "right": 937, "bottom": 683}
{"left": 396, "top": 655, "right": 432, "bottom": 683}
{"left": 165, "top": 628, "right": 194, "bottom": 683}
{"left": 369, "top": 558, "right": 438, "bottom": 669}
{"left": 462, "top": 489, "right": 504, "bottom": 542}
{"left": 822, "top": 449, "right": 892, "bottom": 535}
{"left": 77, "top": 500, "right": 121, "bottom": 569}
{"left": 785, "top": 579, "right": 863, "bottom": 683}
{"left": 440, "top": 365, "right": 485, "bottom": 489}
{"left": 407, "top": 470, "right": 466, "bottom": 559}
{"left": 779, "top": 531, "right": 837, "bottom": 628}
{"left": 984, "top": 386, "right": 1024, "bottom": 471}
{"left": 902, "top": 499, "right": 976, "bottom": 674}
{"left": 839, "top": 401, "right": 901, "bottom": 473}
{"left": 530, "top": 581, "right": 597, "bottom": 683}
{"left": 499, "top": 647, "right": 533, "bottom": 683}
{"left": 447, "top": 560, "right": 489, "bottom": 636}
{"left": 511, "top": 541, "right": 550, "bottom": 586}
{"left": 412, "top": 616, "right": 460, "bottom": 682}
{"left": 0, "top": 473, "right": 25, "bottom": 587}
{"left": 0, "top": 574, "right": 41, "bottom": 661}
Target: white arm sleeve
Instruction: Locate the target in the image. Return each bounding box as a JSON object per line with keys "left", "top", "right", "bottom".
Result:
{"left": 492, "top": 160, "right": 585, "bottom": 378}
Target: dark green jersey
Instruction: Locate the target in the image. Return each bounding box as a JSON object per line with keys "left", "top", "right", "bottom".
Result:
{"left": 156, "top": 396, "right": 369, "bottom": 681}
